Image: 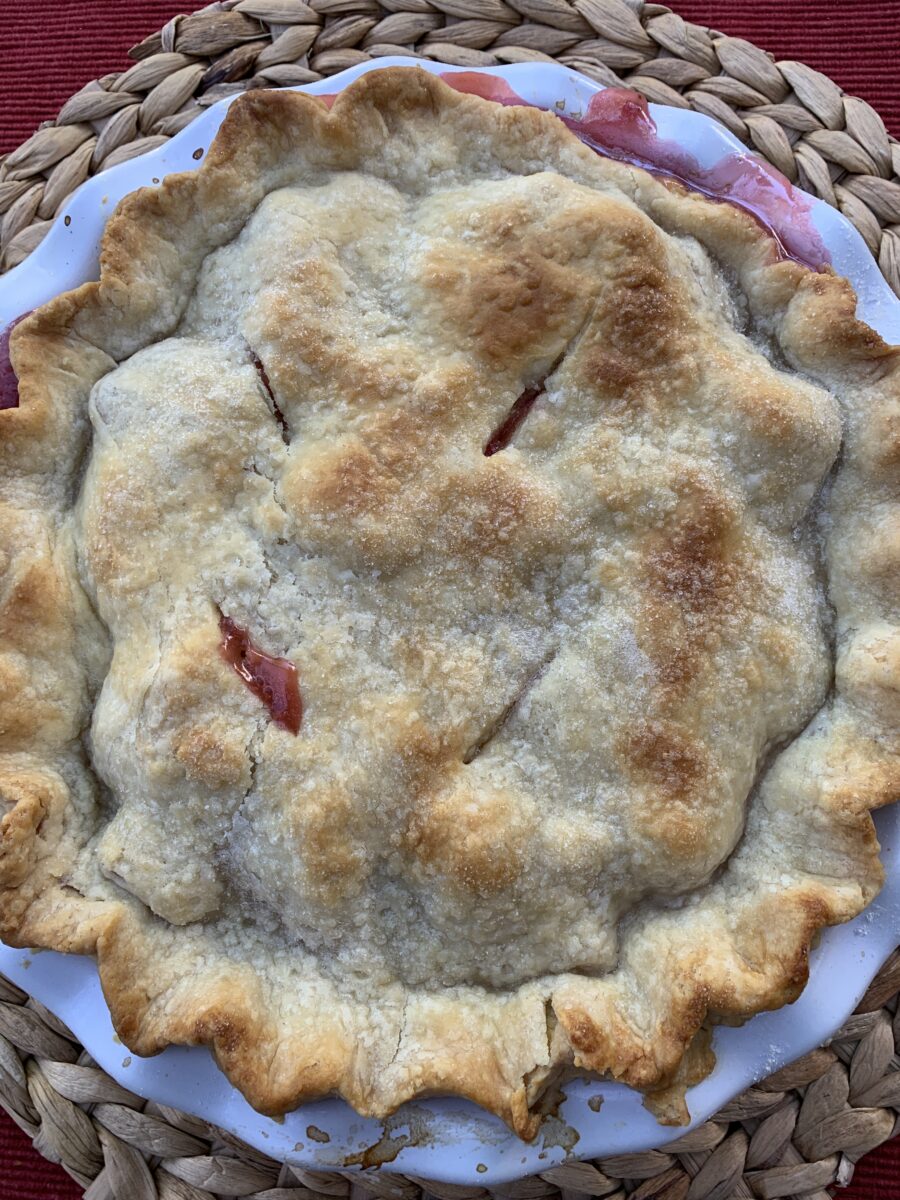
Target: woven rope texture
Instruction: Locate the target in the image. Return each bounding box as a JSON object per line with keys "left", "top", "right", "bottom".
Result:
{"left": 2, "top": 1, "right": 900, "bottom": 1197}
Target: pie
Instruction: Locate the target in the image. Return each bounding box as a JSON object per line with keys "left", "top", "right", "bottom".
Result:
{"left": 1, "top": 67, "right": 898, "bottom": 1139}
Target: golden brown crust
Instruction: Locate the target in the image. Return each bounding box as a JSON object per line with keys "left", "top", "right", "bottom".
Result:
{"left": 1, "top": 68, "right": 897, "bottom": 1138}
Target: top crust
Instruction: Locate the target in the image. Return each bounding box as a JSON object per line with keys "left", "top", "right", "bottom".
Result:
{"left": 1, "top": 69, "right": 898, "bottom": 1138}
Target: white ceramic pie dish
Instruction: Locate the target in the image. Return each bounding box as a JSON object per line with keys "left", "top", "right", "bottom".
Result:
{"left": 1, "top": 59, "right": 899, "bottom": 1184}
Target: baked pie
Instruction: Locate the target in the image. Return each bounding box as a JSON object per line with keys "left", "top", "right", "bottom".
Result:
{"left": 1, "top": 68, "right": 898, "bottom": 1139}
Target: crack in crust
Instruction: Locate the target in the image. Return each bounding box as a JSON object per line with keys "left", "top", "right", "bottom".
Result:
{"left": 0, "top": 69, "right": 897, "bottom": 1138}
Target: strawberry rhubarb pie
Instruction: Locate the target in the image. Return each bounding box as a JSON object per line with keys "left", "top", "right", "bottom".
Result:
{"left": 1, "top": 69, "right": 898, "bottom": 1137}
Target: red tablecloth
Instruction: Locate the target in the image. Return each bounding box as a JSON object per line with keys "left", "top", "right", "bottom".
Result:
{"left": 0, "top": 3, "right": 898, "bottom": 1197}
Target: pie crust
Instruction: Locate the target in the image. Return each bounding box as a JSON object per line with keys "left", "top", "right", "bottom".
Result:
{"left": 1, "top": 69, "right": 898, "bottom": 1138}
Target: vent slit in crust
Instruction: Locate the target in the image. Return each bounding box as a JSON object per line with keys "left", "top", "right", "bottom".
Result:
{"left": 250, "top": 348, "right": 290, "bottom": 444}
{"left": 483, "top": 344, "right": 573, "bottom": 456}
{"left": 218, "top": 611, "right": 302, "bottom": 735}
{"left": 463, "top": 647, "right": 558, "bottom": 763}
{"left": 484, "top": 380, "right": 547, "bottom": 456}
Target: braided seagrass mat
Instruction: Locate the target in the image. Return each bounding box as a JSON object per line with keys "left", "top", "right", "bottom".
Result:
{"left": 2, "top": 3, "right": 900, "bottom": 1198}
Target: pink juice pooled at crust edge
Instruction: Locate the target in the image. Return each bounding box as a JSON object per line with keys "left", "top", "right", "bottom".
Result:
{"left": 0, "top": 314, "right": 30, "bottom": 410}
{"left": 2, "top": 80, "right": 831, "bottom": 414}
{"left": 440, "top": 73, "right": 829, "bottom": 273}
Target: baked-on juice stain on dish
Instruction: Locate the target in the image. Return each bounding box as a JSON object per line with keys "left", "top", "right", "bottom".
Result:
{"left": 219, "top": 613, "right": 302, "bottom": 734}
{"left": 441, "top": 74, "right": 829, "bottom": 273}
{"left": 0, "top": 313, "right": 31, "bottom": 410}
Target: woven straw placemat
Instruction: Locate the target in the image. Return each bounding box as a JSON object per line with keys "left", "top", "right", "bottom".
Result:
{"left": 1, "top": 3, "right": 900, "bottom": 1197}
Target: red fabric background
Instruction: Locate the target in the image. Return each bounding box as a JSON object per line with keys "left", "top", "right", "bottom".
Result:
{"left": 0, "top": 1, "right": 898, "bottom": 1197}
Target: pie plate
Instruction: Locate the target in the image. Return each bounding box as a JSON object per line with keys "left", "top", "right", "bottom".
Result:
{"left": 1, "top": 59, "right": 899, "bottom": 1185}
